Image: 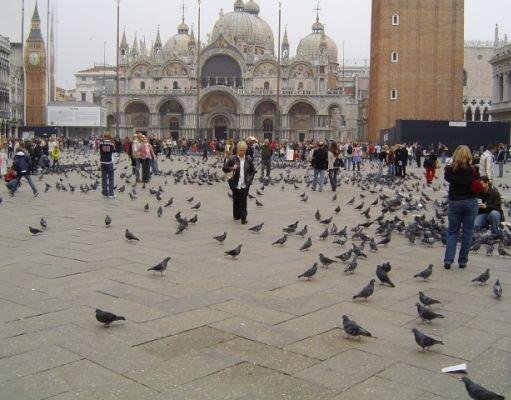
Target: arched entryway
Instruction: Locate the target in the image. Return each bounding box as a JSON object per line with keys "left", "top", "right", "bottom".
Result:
{"left": 253, "top": 100, "right": 277, "bottom": 140}
{"left": 125, "top": 101, "right": 150, "bottom": 133}
{"left": 210, "top": 115, "right": 230, "bottom": 140}
{"left": 201, "top": 91, "right": 238, "bottom": 139}
{"left": 159, "top": 99, "right": 184, "bottom": 140}
{"left": 288, "top": 101, "right": 317, "bottom": 142}
{"left": 465, "top": 107, "right": 473, "bottom": 121}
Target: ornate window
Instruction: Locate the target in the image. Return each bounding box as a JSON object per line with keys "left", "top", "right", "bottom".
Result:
{"left": 474, "top": 107, "right": 481, "bottom": 121}
{"left": 392, "top": 13, "right": 399, "bottom": 26}
{"left": 264, "top": 81, "right": 270, "bottom": 91}
{"left": 482, "top": 108, "right": 490, "bottom": 122}
{"left": 465, "top": 107, "right": 472, "bottom": 121}
{"left": 298, "top": 82, "right": 304, "bottom": 90}
{"left": 173, "top": 81, "right": 179, "bottom": 89}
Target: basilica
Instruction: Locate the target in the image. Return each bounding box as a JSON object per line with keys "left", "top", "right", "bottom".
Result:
{"left": 104, "top": 0, "right": 366, "bottom": 141}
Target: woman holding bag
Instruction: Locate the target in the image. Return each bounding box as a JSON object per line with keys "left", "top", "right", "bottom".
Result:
{"left": 443, "top": 145, "right": 479, "bottom": 270}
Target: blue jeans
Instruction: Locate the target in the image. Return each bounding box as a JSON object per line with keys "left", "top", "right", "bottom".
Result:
{"left": 444, "top": 198, "right": 478, "bottom": 265}
{"left": 345, "top": 157, "right": 352, "bottom": 170}
{"left": 498, "top": 162, "right": 504, "bottom": 178}
{"left": 474, "top": 210, "right": 501, "bottom": 235}
{"left": 7, "top": 174, "right": 38, "bottom": 195}
{"left": 387, "top": 164, "right": 395, "bottom": 176}
{"left": 134, "top": 158, "right": 141, "bottom": 180}
{"left": 328, "top": 168, "right": 338, "bottom": 191}
{"left": 150, "top": 158, "right": 159, "bottom": 174}
{"left": 312, "top": 169, "right": 325, "bottom": 191}
{"left": 101, "top": 163, "right": 115, "bottom": 197}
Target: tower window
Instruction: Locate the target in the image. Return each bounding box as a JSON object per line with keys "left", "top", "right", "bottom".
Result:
{"left": 173, "top": 81, "right": 179, "bottom": 89}
{"left": 391, "top": 52, "right": 399, "bottom": 63}
{"left": 390, "top": 89, "right": 398, "bottom": 100}
{"left": 463, "top": 70, "right": 467, "bottom": 86}
{"left": 140, "top": 81, "right": 145, "bottom": 90}
{"left": 392, "top": 13, "right": 399, "bottom": 26}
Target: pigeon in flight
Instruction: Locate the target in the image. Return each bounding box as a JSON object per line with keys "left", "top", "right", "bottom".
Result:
{"left": 95, "top": 309, "right": 126, "bottom": 327}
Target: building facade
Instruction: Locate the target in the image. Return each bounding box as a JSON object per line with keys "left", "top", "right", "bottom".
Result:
{"left": 9, "top": 42, "right": 25, "bottom": 136}
{"left": 75, "top": 63, "right": 116, "bottom": 104}
{"left": 368, "top": 0, "right": 464, "bottom": 143}
{"left": 0, "top": 35, "right": 10, "bottom": 137}
{"left": 489, "top": 38, "right": 511, "bottom": 124}
{"left": 102, "top": 0, "right": 365, "bottom": 141}
{"left": 24, "top": 3, "right": 47, "bottom": 126}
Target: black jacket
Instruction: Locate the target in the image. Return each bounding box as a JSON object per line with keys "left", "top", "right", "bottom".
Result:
{"left": 445, "top": 166, "right": 478, "bottom": 201}
{"left": 312, "top": 147, "right": 328, "bottom": 170}
{"left": 261, "top": 145, "right": 273, "bottom": 161}
{"left": 479, "top": 187, "right": 504, "bottom": 221}
{"left": 223, "top": 155, "right": 256, "bottom": 190}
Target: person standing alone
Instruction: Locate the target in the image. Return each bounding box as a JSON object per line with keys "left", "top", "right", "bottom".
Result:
{"left": 260, "top": 138, "right": 273, "bottom": 179}
{"left": 100, "top": 132, "right": 116, "bottom": 199}
{"left": 311, "top": 141, "right": 328, "bottom": 192}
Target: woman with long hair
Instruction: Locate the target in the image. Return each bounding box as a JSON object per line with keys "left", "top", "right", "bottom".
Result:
{"left": 328, "top": 141, "right": 341, "bottom": 191}
{"left": 443, "top": 145, "right": 479, "bottom": 269}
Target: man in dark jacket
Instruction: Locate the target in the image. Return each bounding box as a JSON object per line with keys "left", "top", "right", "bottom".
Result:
{"left": 260, "top": 138, "right": 273, "bottom": 179}
{"left": 222, "top": 141, "right": 256, "bottom": 224}
{"left": 474, "top": 176, "right": 504, "bottom": 235}
{"left": 99, "top": 132, "right": 116, "bottom": 199}
{"left": 311, "top": 141, "right": 328, "bottom": 192}
{"left": 6, "top": 148, "right": 39, "bottom": 197}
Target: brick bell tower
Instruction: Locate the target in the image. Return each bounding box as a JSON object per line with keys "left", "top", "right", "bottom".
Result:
{"left": 368, "top": 0, "right": 464, "bottom": 143}
{"left": 25, "top": 2, "right": 47, "bottom": 126}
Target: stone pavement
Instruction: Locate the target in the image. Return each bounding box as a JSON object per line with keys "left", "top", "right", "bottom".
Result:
{"left": 0, "top": 153, "right": 510, "bottom": 400}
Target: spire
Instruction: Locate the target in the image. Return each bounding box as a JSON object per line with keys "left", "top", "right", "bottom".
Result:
{"left": 140, "top": 36, "right": 147, "bottom": 56}
{"left": 282, "top": 26, "right": 289, "bottom": 49}
{"left": 32, "top": 1, "right": 41, "bottom": 21}
{"left": 189, "top": 25, "right": 196, "bottom": 46}
{"left": 28, "top": 2, "right": 43, "bottom": 40}
{"left": 131, "top": 33, "right": 139, "bottom": 56}
{"left": 155, "top": 25, "right": 162, "bottom": 47}
{"left": 121, "top": 27, "right": 128, "bottom": 48}
{"left": 312, "top": 2, "right": 324, "bottom": 33}
{"left": 494, "top": 23, "right": 500, "bottom": 48}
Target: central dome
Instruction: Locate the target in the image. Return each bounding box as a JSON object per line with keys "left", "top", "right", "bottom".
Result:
{"left": 296, "top": 18, "right": 338, "bottom": 64}
{"left": 211, "top": 0, "right": 274, "bottom": 53}
{"left": 163, "top": 19, "right": 191, "bottom": 57}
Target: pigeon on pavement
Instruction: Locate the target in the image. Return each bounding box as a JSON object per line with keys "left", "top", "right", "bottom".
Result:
{"left": 272, "top": 234, "right": 288, "bottom": 246}
{"left": 225, "top": 244, "right": 242, "bottom": 258}
{"left": 493, "top": 279, "right": 502, "bottom": 298}
{"left": 300, "top": 237, "right": 312, "bottom": 251}
{"left": 472, "top": 268, "right": 490, "bottom": 285}
{"left": 353, "top": 279, "right": 375, "bottom": 300}
{"left": 414, "top": 264, "right": 433, "bottom": 280}
{"left": 95, "top": 309, "right": 126, "bottom": 327}
{"left": 416, "top": 302, "right": 444, "bottom": 323}
{"left": 459, "top": 377, "right": 505, "bottom": 400}
{"left": 412, "top": 328, "right": 444, "bottom": 351}
{"left": 125, "top": 229, "right": 140, "bottom": 241}
{"left": 40, "top": 217, "right": 47, "bottom": 229}
{"left": 342, "top": 315, "right": 372, "bottom": 339}
{"left": 376, "top": 263, "right": 395, "bottom": 287}
{"left": 213, "top": 232, "right": 227, "bottom": 243}
{"left": 147, "top": 257, "right": 171, "bottom": 275}
{"left": 319, "top": 253, "right": 337, "bottom": 267}
{"left": 29, "top": 226, "right": 42, "bottom": 235}
{"left": 298, "top": 263, "right": 318, "bottom": 280}
{"left": 105, "top": 215, "right": 111, "bottom": 227}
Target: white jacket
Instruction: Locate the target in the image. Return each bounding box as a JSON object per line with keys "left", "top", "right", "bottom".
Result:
{"left": 479, "top": 150, "right": 493, "bottom": 178}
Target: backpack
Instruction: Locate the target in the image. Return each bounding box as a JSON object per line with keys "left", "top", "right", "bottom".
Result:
{"left": 423, "top": 157, "right": 434, "bottom": 169}
{"left": 347, "top": 145, "right": 353, "bottom": 155}
{"left": 14, "top": 155, "right": 29, "bottom": 174}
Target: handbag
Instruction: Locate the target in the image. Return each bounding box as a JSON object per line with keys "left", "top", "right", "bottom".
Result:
{"left": 470, "top": 167, "right": 482, "bottom": 194}
{"left": 333, "top": 156, "right": 344, "bottom": 168}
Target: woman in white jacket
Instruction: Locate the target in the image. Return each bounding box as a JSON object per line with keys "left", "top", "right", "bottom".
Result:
{"left": 479, "top": 144, "right": 496, "bottom": 181}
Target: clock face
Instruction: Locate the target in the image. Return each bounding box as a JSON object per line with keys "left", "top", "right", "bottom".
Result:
{"left": 29, "top": 52, "right": 40, "bottom": 66}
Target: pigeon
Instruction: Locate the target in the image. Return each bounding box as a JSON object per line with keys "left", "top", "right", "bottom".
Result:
{"left": 472, "top": 268, "right": 490, "bottom": 285}
{"left": 414, "top": 264, "right": 433, "bottom": 280}
{"left": 255, "top": 199, "right": 264, "bottom": 207}
{"left": 419, "top": 291, "right": 441, "bottom": 307}
{"left": 300, "top": 195, "right": 308, "bottom": 202}
{"left": 125, "top": 229, "right": 140, "bottom": 241}
{"left": 29, "top": 226, "right": 42, "bottom": 235}
{"left": 486, "top": 244, "right": 494, "bottom": 256}
{"left": 105, "top": 215, "right": 112, "bottom": 227}
{"left": 272, "top": 234, "right": 288, "bottom": 246}
{"left": 319, "top": 228, "right": 329, "bottom": 240}
{"left": 299, "top": 237, "right": 312, "bottom": 251}
{"left": 498, "top": 245, "right": 510, "bottom": 257}
{"left": 319, "top": 253, "right": 337, "bottom": 268}
{"left": 144, "top": 203, "right": 149, "bottom": 212}
{"left": 157, "top": 206, "right": 163, "bottom": 218}
{"left": 342, "top": 315, "right": 372, "bottom": 339}
{"left": 164, "top": 197, "right": 174, "bottom": 207}
{"left": 459, "top": 377, "right": 505, "bottom": 400}
{"left": 147, "top": 257, "right": 171, "bottom": 275}
{"left": 353, "top": 279, "right": 375, "bottom": 300}
{"left": 191, "top": 201, "right": 201, "bottom": 210}
{"left": 334, "top": 205, "right": 341, "bottom": 213}
{"left": 249, "top": 222, "right": 264, "bottom": 233}
{"left": 189, "top": 214, "right": 198, "bottom": 224}
{"left": 213, "top": 232, "right": 227, "bottom": 243}
{"left": 412, "top": 328, "right": 444, "bottom": 351}
{"left": 186, "top": 196, "right": 194, "bottom": 203}
{"left": 298, "top": 263, "right": 318, "bottom": 280}
{"left": 320, "top": 216, "right": 332, "bottom": 225}
{"left": 314, "top": 209, "right": 321, "bottom": 221}
{"left": 416, "top": 302, "right": 444, "bottom": 323}
{"left": 95, "top": 309, "right": 125, "bottom": 327}
{"left": 40, "top": 217, "right": 47, "bottom": 230}
{"left": 175, "top": 220, "right": 188, "bottom": 235}
{"left": 493, "top": 279, "right": 502, "bottom": 298}
{"left": 344, "top": 255, "right": 359, "bottom": 273}
{"left": 296, "top": 225, "right": 308, "bottom": 237}
{"left": 225, "top": 244, "right": 242, "bottom": 258}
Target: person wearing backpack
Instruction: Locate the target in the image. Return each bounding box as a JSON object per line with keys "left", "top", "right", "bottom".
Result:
{"left": 6, "top": 147, "right": 39, "bottom": 197}
{"left": 423, "top": 151, "right": 438, "bottom": 184}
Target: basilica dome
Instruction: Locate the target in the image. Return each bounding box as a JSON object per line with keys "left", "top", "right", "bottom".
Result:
{"left": 296, "top": 18, "right": 338, "bottom": 64}
{"left": 163, "top": 20, "right": 192, "bottom": 57}
{"left": 211, "top": 0, "right": 274, "bottom": 53}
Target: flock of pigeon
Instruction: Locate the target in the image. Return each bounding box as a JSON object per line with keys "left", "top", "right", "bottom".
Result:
{"left": 13, "top": 150, "right": 511, "bottom": 399}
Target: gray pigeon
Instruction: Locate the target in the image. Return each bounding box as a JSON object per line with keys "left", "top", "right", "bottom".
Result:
{"left": 344, "top": 255, "right": 358, "bottom": 273}
{"left": 419, "top": 291, "right": 441, "bottom": 307}
{"left": 376, "top": 264, "right": 395, "bottom": 287}
{"left": 157, "top": 206, "right": 163, "bottom": 218}
{"left": 319, "top": 253, "right": 337, "bottom": 267}
{"left": 272, "top": 234, "right": 288, "bottom": 246}
{"left": 40, "top": 217, "right": 47, "bottom": 229}
{"left": 249, "top": 222, "right": 264, "bottom": 233}
{"left": 125, "top": 228, "right": 140, "bottom": 241}
{"left": 342, "top": 315, "right": 372, "bottom": 339}
{"left": 225, "top": 244, "right": 242, "bottom": 258}
{"left": 29, "top": 226, "right": 42, "bottom": 235}
{"left": 298, "top": 263, "right": 318, "bottom": 280}
{"left": 353, "top": 279, "right": 375, "bottom": 300}
{"left": 213, "top": 232, "right": 227, "bottom": 243}
{"left": 319, "top": 228, "right": 329, "bottom": 240}
{"left": 105, "top": 215, "right": 111, "bottom": 227}
{"left": 95, "top": 309, "right": 125, "bottom": 327}
{"left": 191, "top": 201, "right": 201, "bottom": 210}
{"left": 147, "top": 257, "right": 171, "bottom": 275}
{"left": 472, "top": 268, "right": 490, "bottom": 285}
{"left": 296, "top": 225, "right": 308, "bottom": 237}
{"left": 300, "top": 237, "right": 312, "bottom": 251}
{"left": 459, "top": 376, "right": 505, "bottom": 400}
{"left": 493, "top": 279, "right": 502, "bottom": 298}
{"left": 416, "top": 302, "right": 444, "bottom": 323}
{"left": 414, "top": 264, "right": 433, "bottom": 280}
{"left": 412, "top": 328, "right": 444, "bottom": 351}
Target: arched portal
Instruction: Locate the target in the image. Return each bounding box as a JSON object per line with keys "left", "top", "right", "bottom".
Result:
{"left": 125, "top": 101, "right": 150, "bottom": 131}
{"left": 159, "top": 99, "right": 184, "bottom": 140}
{"left": 201, "top": 91, "right": 238, "bottom": 139}
{"left": 201, "top": 55, "right": 243, "bottom": 88}
{"left": 210, "top": 115, "right": 230, "bottom": 141}
{"left": 474, "top": 107, "right": 481, "bottom": 122}
{"left": 254, "top": 100, "right": 277, "bottom": 140}
{"left": 465, "top": 107, "right": 473, "bottom": 121}
{"left": 482, "top": 108, "right": 490, "bottom": 122}
{"left": 288, "top": 102, "right": 316, "bottom": 142}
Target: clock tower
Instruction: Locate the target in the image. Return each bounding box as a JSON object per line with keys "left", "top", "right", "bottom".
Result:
{"left": 25, "top": 2, "right": 47, "bottom": 126}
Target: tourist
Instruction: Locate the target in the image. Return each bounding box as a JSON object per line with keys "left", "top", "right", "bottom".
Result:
{"left": 344, "top": 143, "right": 353, "bottom": 170}
{"left": 423, "top": 150, "right": 438, "bottom": 185}
{"left": 50, "top": 145, "right": 60, "bottom": 171}
{"left": 99, "top": 132, "right": 116, "bottom": 199}
{"left": 479, "top": 143, "right": 495, "bottom": 181}
{"left": 132, "top": 133, "right": 142, "bottom": 182}
{"left": 138, "top": 135, "right": 155, "bottom": 188}
{"left": 387, "top": 147, "right": 395, "bottom": 176}
{"left": 328, "top": 141, "right": 342, "bottom": 191}
{"left": 222, "top": 141, "right": 256, "bottom": 224}
{"left": 443, "top": 145, "right": 479, "bottom": 270}
{"left": 352, "top": 143, "right": 362, "bottom": 171}
{"left": 377, "top": 145, "right": 387, "bottom": 178}
{"left": 202, "top": 139, "right": 209, "bottom": 161}
{"left": 474, "top": 176, "right": 504, "bottom": 236}
{"left": 6, "top": 147, "right": 39, "bottom": 197}
{"left": 496, "top": 143, "right": 506, "bottom": 178}
{"left": 311, "top": 141, "right": 328, "bottom": 192}
{"left": 260, "top": 138, "right": 273, "bottom": 179}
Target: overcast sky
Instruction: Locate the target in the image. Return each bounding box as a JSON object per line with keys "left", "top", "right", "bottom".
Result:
{"left": 2, "top": 0, "right": 510, "bottom": 89}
